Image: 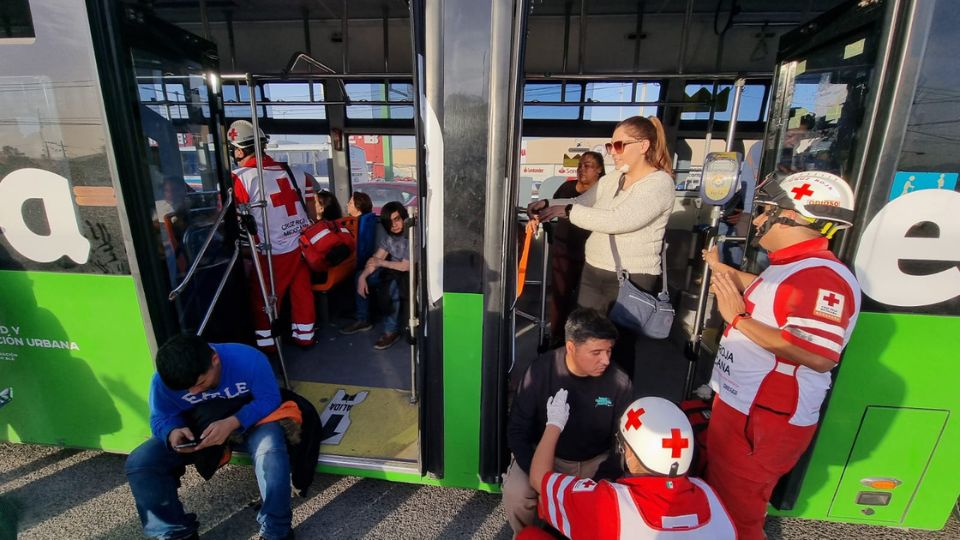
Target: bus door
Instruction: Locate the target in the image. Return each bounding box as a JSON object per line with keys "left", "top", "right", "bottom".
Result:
{"left": 88, "top": 2, "right": 243, "bottom": 345}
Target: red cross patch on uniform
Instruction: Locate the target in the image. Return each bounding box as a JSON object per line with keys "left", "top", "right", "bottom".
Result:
{"left": 813, "top": 288, "right": 845, "bottom": 322}
{"left": 572, "top": 478, "right": 598, "bottom": 493}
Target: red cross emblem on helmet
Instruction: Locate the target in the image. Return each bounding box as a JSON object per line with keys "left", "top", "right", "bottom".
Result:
{"left": 228, "top": 127, "right": 238, "bottom": 141}
{"left": 625, "top": 407, "right": 645, "bottom": 431}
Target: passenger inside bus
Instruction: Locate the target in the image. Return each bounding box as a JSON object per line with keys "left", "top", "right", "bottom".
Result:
{"left": 315, "top": 189, "right": 343, "bottom": 221}
{"left": 528, "top": 116, "right": 675, "bottom": 379}
{"left": 545, "top": 151, "right": 605, "bottom": 349}
{"left": 341, "top": 201, "right": 411, "bottom": 351}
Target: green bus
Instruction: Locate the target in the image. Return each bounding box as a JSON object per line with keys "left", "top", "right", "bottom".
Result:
{"left": 0, "top": 0, "right": 957, "bottom": 531}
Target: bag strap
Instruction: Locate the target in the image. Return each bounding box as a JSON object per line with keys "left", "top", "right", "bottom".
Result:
{"left": 608, "top": 234, "right": 669, "bottom": 296}
{"left": 279, "top": 162, "right": 313, "bottom": 221}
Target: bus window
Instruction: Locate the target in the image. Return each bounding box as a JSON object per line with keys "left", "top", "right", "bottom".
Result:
{"left": 348, "top": 134, "right": 418, "bottom": 215}
{"left": 518, "top": 136, "right": 612, "bottom": 206}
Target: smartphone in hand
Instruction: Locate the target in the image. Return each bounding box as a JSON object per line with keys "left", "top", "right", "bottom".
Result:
{"left": 174, "top": 441, "right": 198, "bottom": 449}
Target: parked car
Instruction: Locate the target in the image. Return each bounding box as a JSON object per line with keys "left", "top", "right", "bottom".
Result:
{"left": 352, "top": 181, "right": 419, "bottom": 215}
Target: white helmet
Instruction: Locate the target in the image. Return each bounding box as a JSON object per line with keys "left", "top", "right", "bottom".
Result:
{"left": 226, "top": 119, "right": 267, "bottom": 149}
{"left": 755, "top": 171, "right": 855, "bottom": 231}
{"left": 619, "top": 397, "right": 693, "bottom": 477}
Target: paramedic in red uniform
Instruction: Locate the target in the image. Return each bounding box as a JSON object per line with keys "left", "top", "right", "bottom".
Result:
{"left": 522, "top": 391, "right": 736, "bottom": 539}
{"left": 702, "top": 171, "right": 861, "bottom": 540}
{"left": 228, "top": 120, "right": 315, "bottom": 349}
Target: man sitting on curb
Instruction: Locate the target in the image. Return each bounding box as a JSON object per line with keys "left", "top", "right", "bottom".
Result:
{"left": 125, "top": 334, "right": 293, "bottom": 540}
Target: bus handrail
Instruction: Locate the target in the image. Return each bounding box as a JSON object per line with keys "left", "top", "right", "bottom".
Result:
{"left": 169, "top": 188, "right": 233, "bottom": 301}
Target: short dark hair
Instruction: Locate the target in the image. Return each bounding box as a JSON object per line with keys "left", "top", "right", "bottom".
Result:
{"left": 352, "top": 191, "right": 373, "bottom": 214}
{"left": 156, "top": 334, "right": 214, "bottom": 390}
{"left": 564, "top": 308, "right": 618, "bottom": 344}
{"left": 379, "top": 201, "right": 409, "bottom": 235}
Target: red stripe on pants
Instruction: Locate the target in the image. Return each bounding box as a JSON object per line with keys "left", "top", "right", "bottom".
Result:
{"left": 250, "top": 250, "right": 316, "bottom": 346}
{"left": 705, "top": 398, "right": 815, "bottom": 540}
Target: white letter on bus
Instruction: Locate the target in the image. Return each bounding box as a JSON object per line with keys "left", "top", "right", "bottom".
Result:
{"left": 0, "top": 168, "right": 90, "bottom": 264}
{"left": 854, "top": 189, "right": 960, "bottom": 306}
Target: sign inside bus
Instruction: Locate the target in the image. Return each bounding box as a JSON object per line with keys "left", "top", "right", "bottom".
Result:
{"left": 854, "top": 186, "right": 960, "bottom": 314}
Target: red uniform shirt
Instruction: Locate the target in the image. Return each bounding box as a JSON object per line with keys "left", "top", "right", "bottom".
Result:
{"left": 538, "top": 473, "right": 736, "bottom": 539}
{"left": 710, "top": 237, "right": 861, "bottom": 425}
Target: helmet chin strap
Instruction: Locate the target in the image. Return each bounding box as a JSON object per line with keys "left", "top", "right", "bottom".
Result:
{"left": 751, "top": 206, "right": 837, "bottom": 247}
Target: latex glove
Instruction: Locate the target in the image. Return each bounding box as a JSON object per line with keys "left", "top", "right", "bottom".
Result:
{"left": 546, "top": 388, "right": 570, "bottom": 431}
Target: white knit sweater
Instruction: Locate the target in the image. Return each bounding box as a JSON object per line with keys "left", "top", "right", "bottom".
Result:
{"left": 553, "top": 169, "right": 674, "bottom": 275}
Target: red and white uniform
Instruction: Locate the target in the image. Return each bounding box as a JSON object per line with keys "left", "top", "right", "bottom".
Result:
{"left": 232, "top": 155, "right": 310, "bottom": 255}
{"left": 709, "top": 237, "right": 860, "bottom": 425}
{"left": 706, "top": 237, "right": 860, "bottom": 540}
{"left": 538, "top": 473, "right": 736, "bottom": 539}
{"left": 232, "top": 155, "right": 315, "bottom": 347}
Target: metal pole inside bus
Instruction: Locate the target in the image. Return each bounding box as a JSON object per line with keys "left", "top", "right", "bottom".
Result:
{"left": 684, "top": 78, "right": 745, "bottom": 399}
{"left": 245, "top": 74, "right": 290, "bottom": 389}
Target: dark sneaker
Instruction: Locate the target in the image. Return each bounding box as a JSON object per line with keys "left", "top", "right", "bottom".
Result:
{"left": 340, "top": 320, "right": 373, "bottom": 335}
{"left": 374, "top": 332, "right": 401, "bottom": 350}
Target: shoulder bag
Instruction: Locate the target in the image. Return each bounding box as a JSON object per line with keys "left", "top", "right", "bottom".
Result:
{"left": 607, "top": 234, "right": 674, "bottom": 339}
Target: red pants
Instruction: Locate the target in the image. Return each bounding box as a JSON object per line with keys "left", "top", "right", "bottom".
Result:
{"left": 705, "top": 398, "right": 816, "bottom": 540}
{"left": 250, "top": 250, "right": 315, "bottom": 348}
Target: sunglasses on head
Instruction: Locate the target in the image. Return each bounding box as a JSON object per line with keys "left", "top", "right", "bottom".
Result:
{"left": 604, "top": 139, "right": 644, "bottom": 155}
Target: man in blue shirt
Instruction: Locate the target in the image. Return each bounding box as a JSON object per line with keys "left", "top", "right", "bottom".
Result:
{"left": 125, "top": 335, "right": 292, "bottom": 540}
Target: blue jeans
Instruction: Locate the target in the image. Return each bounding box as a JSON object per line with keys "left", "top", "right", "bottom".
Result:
{"left": 355, "top": 268, "right": 400, "bottom": 333}
{"left": 125, "top": 422, "right": 292, "bottom": 540}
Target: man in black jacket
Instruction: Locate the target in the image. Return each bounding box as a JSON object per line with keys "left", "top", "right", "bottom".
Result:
{"left": 502, "top": 308, "right": 632, "bottom": 534}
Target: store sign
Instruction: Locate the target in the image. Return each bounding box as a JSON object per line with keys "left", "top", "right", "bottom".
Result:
{"left": 0, "top": 168, "right": 90, "bottom": 265}
{"left": 854, "top": 188, "right": 960, "bottom": 308}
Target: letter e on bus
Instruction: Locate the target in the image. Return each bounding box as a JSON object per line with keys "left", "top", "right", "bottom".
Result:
{"left": 854, "top": 189, "right": 960, "bottom": 307}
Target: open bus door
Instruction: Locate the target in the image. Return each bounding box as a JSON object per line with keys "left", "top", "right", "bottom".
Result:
{"left": 742, "top": 0, "right": 960, "bottom": 529}
{"left": 88, "top": 1, "right": 242, "bottom": 346}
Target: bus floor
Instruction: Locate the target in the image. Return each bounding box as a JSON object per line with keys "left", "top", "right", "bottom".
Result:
{"left": 279, "top": 318, "right": 418, "bottom": 464}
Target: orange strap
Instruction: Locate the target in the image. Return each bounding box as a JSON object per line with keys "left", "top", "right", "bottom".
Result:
{"left": 517, "top": 220, "right": 538, "bottom": 299}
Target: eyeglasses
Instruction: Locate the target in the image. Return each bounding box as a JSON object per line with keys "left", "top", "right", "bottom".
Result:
{"left": 754, "top": 204, "right": 774, "bottom": 218}
{"left": 604, "top": 139, "right": 644, "bottom": 155}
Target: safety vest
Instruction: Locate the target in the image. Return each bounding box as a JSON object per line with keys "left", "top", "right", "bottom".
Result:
{"left": 609, "top": 477, "right": 736, "bottom": 539}
{"left": 232, "top": 155, "right": 309, "bottom": 255}
{"left": 710, "top": 256, "right": 861, "bottom": 426}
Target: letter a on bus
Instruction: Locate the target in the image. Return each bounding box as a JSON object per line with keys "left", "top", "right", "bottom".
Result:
{"left": 0, "top": 168, "right": 91, "bottom": 264}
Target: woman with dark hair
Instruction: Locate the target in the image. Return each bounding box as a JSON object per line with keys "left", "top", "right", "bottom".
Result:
{"left": 528, "top": 116, "right": 675, "bottom": 376}
{"left": 315, "top": 190, "right": 343, "bottom": 221}
{"left": 546, "top": 151, "right": 605, "bottom": 347}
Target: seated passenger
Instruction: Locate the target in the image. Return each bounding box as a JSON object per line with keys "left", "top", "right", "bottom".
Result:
{"left": 125, "top": 334, "right": 293, "bottom": 540}
{"left": 315, "top": 189, "right": 343, "bottom": 221}
{"left": 523, "top": 393, "right": 736, "bottom": 540}
{"left": 347, "top": 191, "right": 378, "bottom": 269}
{"left": 502, "top": 308, "right": 632, "bottom": 534}
{"left": 339, "top": 201, "right": 410, "bottom": 350}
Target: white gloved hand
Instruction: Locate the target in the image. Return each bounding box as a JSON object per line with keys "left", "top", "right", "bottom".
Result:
{"left": 545, "top": 388, "right": 570, "bottom": 431}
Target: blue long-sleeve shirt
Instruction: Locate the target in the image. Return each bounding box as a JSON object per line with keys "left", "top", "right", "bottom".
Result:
{"left": 148, "top": 343, "right": 280, "bottom": 443}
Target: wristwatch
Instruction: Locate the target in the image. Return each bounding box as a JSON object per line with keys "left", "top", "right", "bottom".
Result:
{"left": 731, "top": 312, "right": 751, "bottom": 329}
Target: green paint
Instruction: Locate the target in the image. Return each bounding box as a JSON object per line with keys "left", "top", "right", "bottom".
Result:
{"left": 826, "top": 407, "right": 947, "bottom": 522}
{"left": 442, "top": 293, "right": 485, "bottom": 489}
{"left": 0, "top": 270, "right": 154, "bottom": 452}
{"left": 772, "top": 312, "right": 960, "bottom": 530}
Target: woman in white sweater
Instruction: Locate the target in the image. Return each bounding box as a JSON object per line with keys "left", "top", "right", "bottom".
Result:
{"left": 529, "top": 115, "right": 675, "bottom": 315}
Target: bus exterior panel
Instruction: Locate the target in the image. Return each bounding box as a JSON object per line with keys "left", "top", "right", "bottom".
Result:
{"left": 0, "top": 0, "right": 156, "bottom": 451}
